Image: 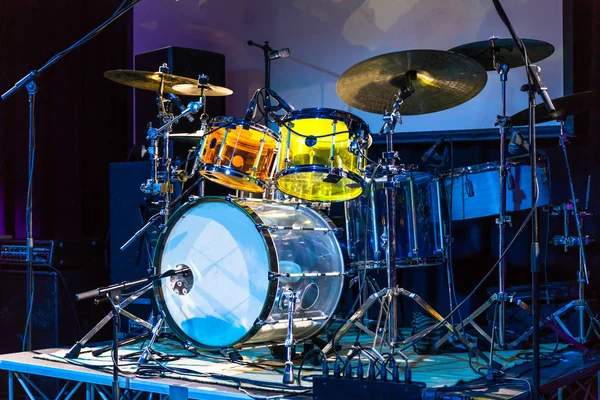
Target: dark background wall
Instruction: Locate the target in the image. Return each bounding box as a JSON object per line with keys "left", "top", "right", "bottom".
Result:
{"left": 0, "top": 0, "right": 598, "bottom": 343}
{"left": 0, "top": 0, "right": 133, "bottom": 241}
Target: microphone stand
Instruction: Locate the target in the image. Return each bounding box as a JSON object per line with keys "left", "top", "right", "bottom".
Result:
{"left": 67, "top": 267, "right": 190, "bottom": 400}
{"left": 1, "top": 0, "right": 144, "bottom": 352}
{"left": 491, "top": 1, "right": 556, "bottom": 398}
{"left": 248, "top": 40, "right": 275, "bottom": 126}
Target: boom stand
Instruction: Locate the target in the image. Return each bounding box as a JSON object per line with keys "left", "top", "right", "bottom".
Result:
{"left": 1, "top": 0, "right": 144, "bottom": 353}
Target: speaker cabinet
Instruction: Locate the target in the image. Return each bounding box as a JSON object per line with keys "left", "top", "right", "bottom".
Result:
{"left": 0, "top": 267, "right": 104, "bottom": 397}
{"left": 134, "top": 46, "right": 227, "bottom": 155}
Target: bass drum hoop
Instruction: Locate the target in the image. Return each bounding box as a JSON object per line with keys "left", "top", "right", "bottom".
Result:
{"left": 152, "top": 197, "right": 279, "bottom": 350}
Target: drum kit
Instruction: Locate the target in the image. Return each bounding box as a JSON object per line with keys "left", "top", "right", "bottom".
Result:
{"left": 68, "top": 37, "right": 598, "bottom": 385}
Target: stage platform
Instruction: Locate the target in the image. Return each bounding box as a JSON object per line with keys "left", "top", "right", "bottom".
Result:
{"left": 0, "top": 336, "right": 598, "bottom": 400}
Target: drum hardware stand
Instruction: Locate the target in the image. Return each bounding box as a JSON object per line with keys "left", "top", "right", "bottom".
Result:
{"left": 379, "top": 81, "right": 415, "bottom": 350}
{"left": 508, "top": 123, "right": 599, "bottom": 347}
{"left": 282, "top": 288, "right": 297, "bottom": 384}
{"left": 321, "top": 81, "right": 423, "bottom": 356}
{"left": 437, "top": 38, "right": 517, "bottom": 358}
{"left": 447, "top": 37, "right": 514, "bottom": 352}
{"left": 65, "top": 267, "right": 189, "bottom": 399}
{"left": 322, "top": 286, "right": 503, "bottom": 369}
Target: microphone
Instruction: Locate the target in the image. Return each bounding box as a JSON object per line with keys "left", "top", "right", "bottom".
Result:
{"left": 527, "top": 64, "right": 556, "bottom": 114}
{"left": 168, "top": 93, "right": 195, "bottom": 122}
{"left": 268, "top": 48, "right": 290, "bottom": 60}
{"left": 421, "top": 136, "right": 446, "bottom": 163}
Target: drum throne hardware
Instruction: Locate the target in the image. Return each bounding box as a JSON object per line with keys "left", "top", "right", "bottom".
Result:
{"left": 326, "top": 50, "right": 497, "bottom": 366}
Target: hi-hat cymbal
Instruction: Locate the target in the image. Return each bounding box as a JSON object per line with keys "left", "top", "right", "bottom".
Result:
{"left": 449, "top": 39, "right": 554, "bottom": 71}
{"left": 510, "top": 91, "right": 599, "bottom": 126}
{"left": 171, "top": 83, "right": 233, "bottom": 97}
{"left": 104, "top": 70, "right": 198, "bottom": 94}
{"left": 336, "top": 50, "right": 487, "bottom": 115}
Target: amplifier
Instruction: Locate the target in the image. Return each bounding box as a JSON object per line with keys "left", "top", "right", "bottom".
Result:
{"left": 0, "top": 239, "right": 102, "bottom": 269}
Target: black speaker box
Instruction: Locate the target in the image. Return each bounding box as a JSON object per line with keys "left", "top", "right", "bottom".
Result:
{"left": 134, "top": 46, "right": 227, "bottom": 159}
{"left": 0, "top": 267, "right": 106, "bottom": 398}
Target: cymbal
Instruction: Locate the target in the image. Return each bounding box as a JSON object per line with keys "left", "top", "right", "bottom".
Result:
{"left": 510, "top": 91, "right": 599, "bottom": 126}
{"left": 104, "top": 70, "right": 198, "bottom": 94}
{"left": 171, "top": 83, "right": 233, "bottom": 97}
{"left": 336, "top": 50, "right": 487, "bottom": 115}
{"left": 449, "top": 39, "right": 554, "bottom": 71}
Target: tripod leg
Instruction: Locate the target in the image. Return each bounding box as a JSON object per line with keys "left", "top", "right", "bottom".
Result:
{"left": 321, "top": 288, "right": 389, "bottom": 354}
{"left": 435, "top": 294, "right": 498, "bottom": 349}
{"left": 397, "top": 288, "right": 502, "bottom": 370}
{"left": 507, "top": 297, "right": 587, "bottom": 352}
{"left": 91, "top": 333, "right": 151, "bottom": 357}
{"left": 65, "top": 283, "right": 154, "bottom": 358}
{"left": 138, "top": 317, "right": 165, "bottom": 365}
{"left": 65, "top": 312, "right": 114, "bottom": 358}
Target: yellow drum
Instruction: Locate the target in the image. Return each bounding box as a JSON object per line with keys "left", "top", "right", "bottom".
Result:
{"left": 197, "top": 117, "right": 279, "bottom": 193}
{"left": 275, "top": 108, "right": 370, "bottom": 202}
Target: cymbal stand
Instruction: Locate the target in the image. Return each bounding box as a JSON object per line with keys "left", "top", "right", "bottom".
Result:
{"left": 436, "top": 39, "right": 513, "bottom": 358}
{"left": 381, "top": 84, "right": 415, "bottom": 349}
{"left": 491, "top": 37, "right": 511, "bottom": 350}
{"left": 510, "top": 122, "right": 599, "bottom": 347}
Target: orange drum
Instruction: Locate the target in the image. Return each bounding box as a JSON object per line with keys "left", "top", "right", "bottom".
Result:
{"left": 197, "top": 117, "right": 279, "bottom": 193}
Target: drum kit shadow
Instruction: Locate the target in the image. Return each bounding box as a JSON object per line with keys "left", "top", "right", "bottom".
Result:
{"left": 67, "top": 37, "right": 598, "bottom": 386}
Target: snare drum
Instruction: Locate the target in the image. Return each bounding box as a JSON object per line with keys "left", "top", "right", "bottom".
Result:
{"left": 275, "top": 108, "right": 370, "bottom": 202}
{"left": 345, "top": 166, "right": 445, "bottom": 269}
{"left": 197, "top": 117, "right": 279, "bottom": 193}
{"left": 442, "top": 158, "right": 550, "bottom": 220}
{"left": 153, "top": 197, "right": 345, "bottom": 350}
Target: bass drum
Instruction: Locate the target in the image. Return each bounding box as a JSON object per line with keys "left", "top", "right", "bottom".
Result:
{"left": 154, "top": 197, "right": 345, "bottom": 350}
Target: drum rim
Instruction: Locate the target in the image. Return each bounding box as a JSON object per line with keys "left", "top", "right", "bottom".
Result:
{"left": 153, "top": 196, "right": 280, "bottom": 350}
{"left": 441, "top": 155, "right": 546, "bottom": 177}
{"left": 209, "top": 116, "right": 280, "bottom": 140}
{"left": 275, "top": 165, "right": 364, "bottom": 202}
{"left": 281, "top": 107, "right": 369, "bottom": 132}
{"left": 199, "top": 164, "right": 267, "bottom": 193}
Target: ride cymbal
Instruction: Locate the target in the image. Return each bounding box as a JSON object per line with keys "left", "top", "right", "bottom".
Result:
{"left": 104, "top": 70, "right": 198, "bottom": 94}
{"left": 449, "top": 38, "right": 554, "bottom": 71}
{"left": 510, "top": 91, "right": 599, "bottom": 126}
{"left": 336, "top": 49, "right": 487, "bottom": 115}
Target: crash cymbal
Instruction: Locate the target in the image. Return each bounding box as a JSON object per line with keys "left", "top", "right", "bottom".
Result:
{"left": 510, "top": 91, "right": 599, "bottom": 126}
{"left": 336, "top": 50, "right": 487, "bottom": 115}
{"left": 449, "top": 39, "right": 554, "bottom": 71}
{"left": 104, "top": 70, "right": 198, "bottom": 94}
{"left": 171, "top": 83, "right": 233, "bottom": 97}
